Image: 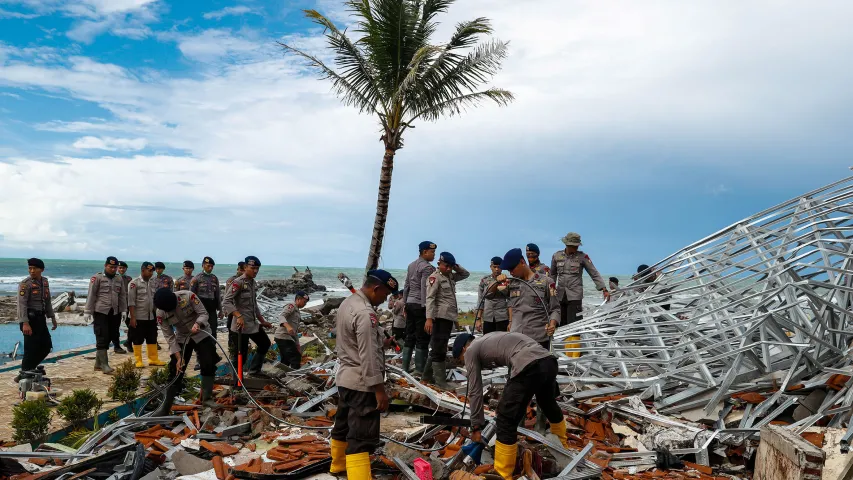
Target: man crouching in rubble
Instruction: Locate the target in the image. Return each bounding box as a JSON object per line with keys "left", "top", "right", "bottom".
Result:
{"left": 330, "top": 269, "right": 398, "bottom": 478}
{"left": 452, "top": 332, "right": 571, "bottom": 480}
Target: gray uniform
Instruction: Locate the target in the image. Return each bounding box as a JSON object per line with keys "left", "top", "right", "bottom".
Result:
{"left": 530, "top": 262, "right": 551, "bottom": 277}
{"left": 274, "top": 303, "right": 301, "bottom": 342}
{"left": 403, "top": 258, "right": 435, "bottom": 307}
{"left": 156, "top": 291, "right": 211, "bottom": 355}
{"left": 508, "top": 273, "right": 560, "bottom": 344}
{"left": 128, "top": 276, "right": 156, "bottom": 320}
{"left": 425, "top": 267, "right": 470, "bottom": 320}
{"left": 190, "top": 272, "right": 221, "bottom": 306}
{"left": 335, "top": 290, "right": 384, "bottom": 392}
{"left": 391, "top": 300, "right": 406, "bottom": 329}
{"left": 17, "top": 277, "right": 55, "bottom": 322}
{"left": 477, "top": 275, "right": 509, "bottom": 323}
{"left": 85, "top": 273, "right": 127, "bottom": 315}
{"left": 156, "top": 274, "right": 174, "bottom": 291}
{"left": 549, "top": 250, "right": 606, "bottom": 302}
{"left": 221, "top": 274, "right": 263, "bottom": 334}
{"left": 174, "top": 274, "right": 193, "bottom": 292}
{"left": 464, "top": 332, "right": 552, "bottom": 429}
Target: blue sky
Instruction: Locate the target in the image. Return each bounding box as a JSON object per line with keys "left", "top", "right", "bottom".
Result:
{"left": 0, "top": 0, "right": 851, "bottom": 274}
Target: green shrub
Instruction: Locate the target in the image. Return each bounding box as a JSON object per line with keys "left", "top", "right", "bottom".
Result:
{"left": 12, "top": 400, "right": 52, "bottom": 444}
{"left": 146, "top": 366, "right": 201, "bottom": 399}
{"left": 107, "top": 359, "right": 142, "bottom": 403}
{"left": 56, "top": 389, "right": 103, "bottom": 426}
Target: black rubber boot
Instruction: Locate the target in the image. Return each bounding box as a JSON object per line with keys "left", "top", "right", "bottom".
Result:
{"left": 152, "top": 377, "right": 181, "bottom": 417}
{"left": 201, "top": 376, "right": 217, "bottom": 408}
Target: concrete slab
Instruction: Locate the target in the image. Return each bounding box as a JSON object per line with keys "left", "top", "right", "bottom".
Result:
{"left": 756, "top": 425, "right": 825, "bottom": 480}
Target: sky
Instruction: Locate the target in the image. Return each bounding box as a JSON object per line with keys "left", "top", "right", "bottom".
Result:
{"left": 0, "top": 0, "right": 851, "bottom": 274}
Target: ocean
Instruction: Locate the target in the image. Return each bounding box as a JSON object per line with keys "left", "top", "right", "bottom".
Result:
{"left": 0, "top": 258, "right": 630, "bottom": 313}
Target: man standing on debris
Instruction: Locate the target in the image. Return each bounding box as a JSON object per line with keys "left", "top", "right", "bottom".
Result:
{"left": 222, "top": 256, "right": 273, "bottom": 376}
{"left": 401, "top": 241, "right": 437, "bottom": 375}
{"left": 496, "top": 248, "right": 560, "bottom": 350}
{"left": 174, "top": 260, "right": 194, "bottom": 292}
{"left": 191, "top": 257, "right": 222, "bottom": 332}
{"left": 152, "top": 288, "right": 218, "bottom": 413}
{"left": 549, "top": 232, "right": 609, "bottom": 327}
{"left": 424, "top": 252, "right": 469, "bottom": 388}
{"left": 128, "top": 262, "right": 165, "bottom": 368}
{"left": 154, "top": 262, "right": 174, "bottom": 291}
{"left": 389, "top": 292, "right": 406, "bottom": 342}
{"left": 85, "top": 256, "right": 127, "bottom": 374}
{"left": 330, "top": 269, "right": 398, "bottom": 478}
{"left": 115, "top": 261, "right": 131, "bottom": 354}
{"left": 274, "top": 291, "right": 309, "bottom": 369}
{"left": 526, "top": 244, "right": 550, "bottom": 276}
{"left": 452, "top": 332, "right": 571, "bottom": 479}
{"left": 476, "top": 256, "right": 511, "bottom": 334}
{"left": 225, "top": 261, "right": 246, "bottom": 363}
{"left": 17, "top": 258, "right": 57, "bottom": 379}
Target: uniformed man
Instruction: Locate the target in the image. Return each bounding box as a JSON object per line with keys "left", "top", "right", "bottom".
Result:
{"left": 329, "top": 269, "right": 398, "bottom": 478}
{"left": 17, "top": 258, "right": 57, "bottom": 379}
{"left": 423, "top": 252, "right": 469, "bottom": 388}
{"left": 496, "top": 248, "right": 560, "bottom": 350}
{"left": 549, "top": 232, "right": 609, "bottom": 327}
{"left": 84, "top": 256, "right": 127, "bottom": 374}
{"left": 152, "top": 288, "right": 218, "bottom": 414}
{"left": 114, "top": 261, "right": 131, "bottom": 354}
{"left": 128, "top": 262, "right": 165, "bottom": 368}
{"left": 401, "top": 241, "right": 437, "bottom": 374}
{"left": 389, "top": 292, "right": 406, "bottom": 343}
{"left": 190, "top": 257, "right": 222, "bottom": 331}
{"left": 154, "top": 262, "right": 174, "bottom": 291}
{"left": 222, "top": 256, "right": 273, "bottom": 376}
{"left": 452, "top": 333, "right": 570, "bottom": 480}
{"left": 475, "top": 257, "right": 511, "bottom": 334}
{"left": 274, "top": 291, "right": 308, "bottom": 369}
{"left": 225, "top": 262, "right": 246, "bottom": 362}
{"left": 174, "top": 261, "right": 194, "bottom": 292}
{"left": 525, "top": 244, "right": 550, "bottom": 277}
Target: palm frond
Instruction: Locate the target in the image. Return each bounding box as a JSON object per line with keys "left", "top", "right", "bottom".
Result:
{"left": 408, "top": 88, "right": 514, "bottom": 123}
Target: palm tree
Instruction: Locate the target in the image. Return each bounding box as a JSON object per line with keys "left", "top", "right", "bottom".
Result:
{"left": 279, "top": 0, "right": 514, "bottom": 272}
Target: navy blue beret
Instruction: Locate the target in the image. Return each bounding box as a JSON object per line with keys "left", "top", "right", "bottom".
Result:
{"left": 439, "top": 251, "right": 456, "bottom": 266}
{"left": 367, "top": 269, "right": 399, "bottom": 294}
{"left": 154, "top": 262, "right": 166, "bottom": 269}
{"left": 245, "top": 256, "right": 261, "bottom": 267}
{"left": 27, "top": 258, "right": 45, "bottom": 269}
{"left": 141, "top": 262, "right": 154, "bottom": 270}
{"left": 203, "top": 256, "right": 215, "bottom": 266}
{"left": 295, "top": 290, "right": 309, "bottom": 299}
{"left": 118, "top": 261, "right": 128, "bottom": 268}
{"left": 500, "top": 248, "right": 524, "bottom": 271}
{"left": 154, "top": 289, "right": 177, "bottom": 311}
{"left": 490, "top": 256, "right": 502, "bottom": 266}
{"left": 419, "top": 241, "right": 437, "bottom": 252}
{"left": 452, "top": 333, "right": 475, "bottom": 359}
{"left": 106, "top": 256, "right": 118, "bottom": 266}
{"left": 525, "top": 243, "right": 540, "bottom": 255}
{"left": 183, "top": 260, "right": 195, "bottom": 268}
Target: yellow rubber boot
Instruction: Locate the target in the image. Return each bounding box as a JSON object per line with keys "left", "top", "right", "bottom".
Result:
{"left": 494, "top": 440, "right": 518, "bottom": 480}
{"left": 147, "top": 344, "right": 166, "bottom": 366}
{"left": 344, "top": 452, "right": 371, "bottom": 479}
{"left": 329, "top": 439, "right": 347, "bottom": 474}
{"left": 133, "top": 345, "right": 144, "bottom": 368}
{"left": 550, "top": 418, "right": 571, "bottom": 449}
{"left": 567, "top": 335, "right": 582, "bottom": 358}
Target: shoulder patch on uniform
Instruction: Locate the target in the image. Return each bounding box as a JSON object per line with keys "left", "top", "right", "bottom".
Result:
{"left": 191, "top": 294, "right": 200, "bottom": 305}
{"left": 284, "top": 304, "right": 295, "bottom": 314}
{"left": 585, "top": 254, "right": 590, "bottom": 260}
{"left": 534, "top": 274, "right": 540, "bottom": 280}
{"left": 19, "top": 289, "right": 25, "bottom": 296}
{"left": 369, "top": 313, "right": 378, "bottom": 327}
{"left": 232, "top": 283, "right": 240, "bottom": 293}
{"left": 90, "top": 276, "right": 97, "bottom": 283}
{"left": 43, "top": 279, "right": 48, "bottom": 285}
{"left": 429, "top": 277, "right": 436, "bottom": 286}
{"left": 157, "top": 316, "right": 163, "bottom": 325}
{"left": 130, "top": 283, "right": 136, "bottom": 289}
{"left": 550, "top": 283, "right": 557, "bottom": 297}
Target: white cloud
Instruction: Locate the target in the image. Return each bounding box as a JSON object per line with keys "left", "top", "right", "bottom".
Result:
{"left": 203, "top": 5, "right": 257, "bottom": 20}
{"left": 0, "top": 7, "right": 40, "bottom": 18}
{"left": 72, "top": 136, "right": 148, "bottom": 151}
{"left": 170, "top": 29, "right": 264, "bottom": 63}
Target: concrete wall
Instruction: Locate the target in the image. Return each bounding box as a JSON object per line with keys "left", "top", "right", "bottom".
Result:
{"left": 755, "top": 425, "right": 825, "bottom": 480}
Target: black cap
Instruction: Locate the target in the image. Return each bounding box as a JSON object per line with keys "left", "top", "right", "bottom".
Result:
{"left": 609, "top": 277, "right": 619, "bottom": 284}
{"left": 500, "top": 248, "right": 524, "bottom": 271}
{"left": 637, "top": 264, "right": 651, "bottom": 274}
{"left": 183, "top": 260, "right": 194, "bottom": 269}
{"left": 295, "top": 290, "right": 309, "bottom": 299}
{"left": 153, "top": 289, "right": 177, "bottom": 311}
{"left": 439, "top": 252, "right": 456, "bottom": 266}
{"left": 245, "top": 256, "right": 261, "bottom": 267}
{"left": 490, "top": 256, "right": 502, "bottom": 266}
{"left": 237, "top": 261, "right": 246, "bottom": 269}
{"left": 118, "top": 261, "right": 128, "bottom": 268}
{"left": 367, "top": 269, "right": 399, "bottom": 294}
{"left": 452, "top": 333, "right": 475, "bottom": 359}
{"left": 525, "top": 243, "right": 540, "bottom": 255}
{"left": 203, "top": 256, "right": 215, "bottom": 266}
{"left": 154, "top": 262, "right": 166, "bottom": 269}
{"left": 27, "top": 258, "right": 45, "bottom": 270}
{"left": 106, "top": 256, "right": 118, "bottom": 266}
{"left": 141, "top": 262, "right": 154, "bottom": 270}
{"left": 419, "top": 241, "right": 437, "bottom": 252}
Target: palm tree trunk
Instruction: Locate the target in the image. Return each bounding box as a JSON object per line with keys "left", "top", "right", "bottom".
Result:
{"left": 365, "top": 148, "right": 396, "bottom": 272}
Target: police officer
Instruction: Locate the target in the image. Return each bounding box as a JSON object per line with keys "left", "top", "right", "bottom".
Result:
{"left": 401, "top": 241, "right": 436, "bottom": 374}
{"left": 85, "top": 256, "right": 127, "bottom": 374}
{"left": 225, "top": 262, "right": 246, "bottom": 362}
{"left": 222, "top": 256, "right": 273, "bottom": 376}
{"left": 154, "top": 262, "right": 174, "bottom": 291}
{"left": 17, "top": 258, "right": 57, "bottom": 379}
{"left": 329, "top": 269, "right": 397, "bottom": 478}
{"left": 389, "top": 292, "right": 406, "bottom": 343}
{"left": 525, "top": 244, "right": 550, "bottom": 276}
{"left": 274, "top": 291, "right": 308, "bottom": 369}
{"left": 451, "top": 333, "right": 570, "bottom": 480}
{"left": 152, "top": 288, "right": 218, "bottom": 414}
{"left": 549, "top": 232, "right": 609, "bottom": 327}
{"left": 475, "top": 257, "right": 511, "bottom": 334}
{"left": 114, "top": 261, "right": 131, "bottom": 354}
{"left": 174, "top": 261, "right": 194, "bottom": 292}
{"left": 128, "top": 262, "right": 165, "bottom": 368}
{"left": 191, "top": 257, "right": 222, "bottom": 331}
{"left": 424, "top": 252, "right": 469, "bottom": 388}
